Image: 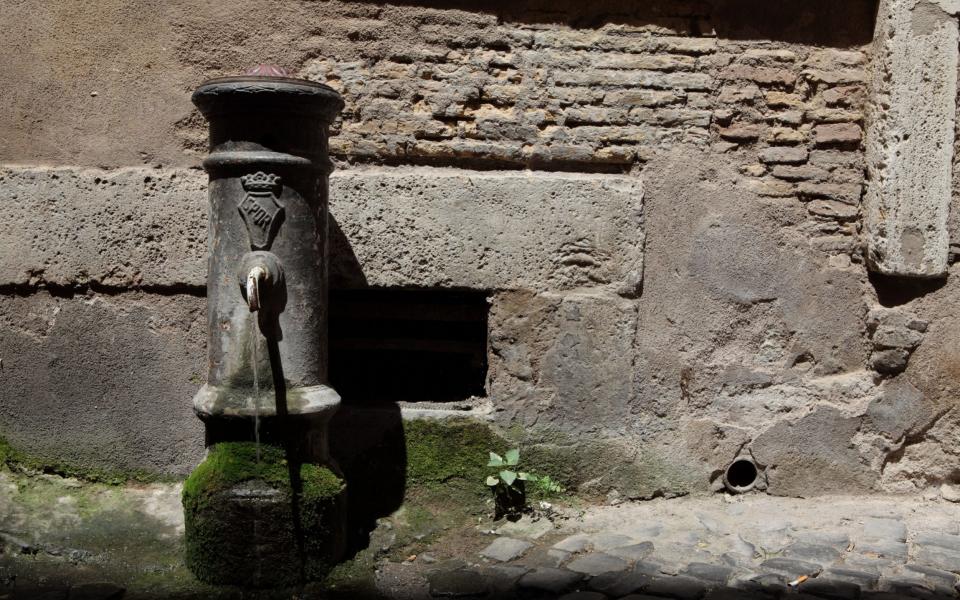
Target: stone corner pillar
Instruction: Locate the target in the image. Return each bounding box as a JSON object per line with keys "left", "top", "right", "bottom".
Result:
{"left": 865, "top": 0, "right": 959, "bottom": 278}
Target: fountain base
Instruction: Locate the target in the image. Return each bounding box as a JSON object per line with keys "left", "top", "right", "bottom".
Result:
{"left": 193, "top": 383, "right": 341, "bottom": 419}
{"left": 182, "top": 442, "right": 347, "bottom": 587}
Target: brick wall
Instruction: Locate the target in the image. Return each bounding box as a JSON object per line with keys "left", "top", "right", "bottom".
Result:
{"left": 209, "top": 6, "right": 873, "bottom": 261}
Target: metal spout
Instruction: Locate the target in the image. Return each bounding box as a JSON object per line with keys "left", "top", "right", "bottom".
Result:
{"left": 238, "top": 251, "right": 283, "bottom": 316}
{"left": 245, "top": 266, "right": 268, "bottom": 312}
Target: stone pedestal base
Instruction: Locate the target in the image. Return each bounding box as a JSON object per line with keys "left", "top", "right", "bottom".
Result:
{"left": 182, "top": 442, "right": 346, "bottom": 587}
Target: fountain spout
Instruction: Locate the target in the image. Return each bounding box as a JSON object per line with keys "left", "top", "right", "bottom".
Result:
{"left": 245, "top": 266, "right": 267, "bottom": 312}
{"left": 238, "top": 252, "right": 282, "bottom": 316}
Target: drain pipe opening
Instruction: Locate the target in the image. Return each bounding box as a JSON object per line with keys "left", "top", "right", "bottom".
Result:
{"left": 723, "top": 457, "right": 760, "bottom": 494}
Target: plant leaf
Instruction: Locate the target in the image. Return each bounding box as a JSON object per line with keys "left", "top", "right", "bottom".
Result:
{"left": 517, "top": 472, "right": 530, "bottom": 481}
{"left": 505, "top": 448, "right": 520, "bottom": 466}
{"left": 486, "top": 475, "right": 499, "bottom": 486}
{"left": 487, "top": 452, "right": 504, "bottom": 467}
{"left": 500, "top": 470, "right": 517, "bottom": 486}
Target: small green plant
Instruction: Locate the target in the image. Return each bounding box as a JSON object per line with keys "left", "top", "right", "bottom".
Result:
{"left": 531, "top": 474, "right": 566, "bottom": 498}
{"left": 485, "top": 448, "right": 569, "bottom": 517}
{"left": 486, "top": 449, "right": 530, "bottom": 490}
{"left": 486, "top": 449, "right": 529, "bottom": 519}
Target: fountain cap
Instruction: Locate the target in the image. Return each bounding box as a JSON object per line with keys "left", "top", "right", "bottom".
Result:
{"left": 192, "top": 66, "right": 344, "bottom": 123}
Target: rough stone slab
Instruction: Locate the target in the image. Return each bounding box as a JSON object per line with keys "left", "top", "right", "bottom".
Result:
{"left": 334, "top": 168, "right": 644, "bottom": 293}
{"left": 864, "top": 0, "right": 960, "bottom": 277}
{"left": 751, "top": 406, "right": 875, "bottom": 496}
{"left": 823, "top": 567, "right": 880, "bottom": 588}
{"left": 547, "top": 548, "right": 572, "bottom": 566}
{"left": 494, "top": 516, "right": 554, "bottom": 540}
{"left": 517, "top": 567, "right": 583, "bottom": 594}
{"left": 863, "top": 518, "right": 908, "bottom": 543}
{"left": 0, "top": 166, "right": 644, "bottom": 295}
{"left": 553, "top": 534, "right": 592, "bottom": 553}
{"left": 914, "top": 544, "right": 960, "bottom": 574}
{"left": 904, "top": 564, "right": 959, "bottom": 588}
{"left": 858, "top": 539, "right": 908, "bottom": 561}
{"left": 783, "top": 542, "right": 842, "bottom": 564}
{"left": 482, "top": 564, "right": 529, "bottom": 595}
{"left": 633, "top": 560, "right": 668, "bottom": 576}
{"left": 480, "top": 537, "right": 533, "bottom": 562}
{"left": 682, "top": 562, "right": 733, "bottom": 584}
{"left": 0, "top": 167, "right": 207, "bottom": 289}
{"left": 0, "top": 292, "right": 205, "bottom": 475}
{"left": 488, "top": 291, "right": 639, "bottom": 437}
{"left": 589, "top": 570, "right": 653, "bottom": 596}
{"left": 759, "top": 557, "right": 823, "bottom": 577}
{"left": 608, "top": 542, "right": 656, "bottom": 561}
{"left": 566, "top": 552, "right": 630, "bottom": 576}
{"left": 426, "top": 568, "right": 489, "bottom": 597}
{"left": 913, "top": 531, "right": 960, "bottom": 551}
{"left": 797, "top": 578, "right": 860, "bottom": 599}
{"left": 841, "top": 554, "right": 887, "bottom": 573}
{"left": 589, "top": 532, "right": 636, "bottom": 551}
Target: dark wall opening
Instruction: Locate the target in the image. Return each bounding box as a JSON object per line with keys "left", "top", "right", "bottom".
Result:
{"left": 329, "top": 289, "right": 489, "bottom": 404}
{"left": 351, "top": 0, "right": 879, "bottom": 46}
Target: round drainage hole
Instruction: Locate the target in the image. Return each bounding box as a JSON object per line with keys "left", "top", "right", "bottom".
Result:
{"left": 725, "top": 459, "right": 758, "bottom": 490}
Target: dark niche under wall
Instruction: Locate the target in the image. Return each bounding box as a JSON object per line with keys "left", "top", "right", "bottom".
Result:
{"left": 328, "top": 289, "right": 489, "bottom": 405}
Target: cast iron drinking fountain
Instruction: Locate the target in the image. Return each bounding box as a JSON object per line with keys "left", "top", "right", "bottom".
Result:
{"left": 182, "top": 65, "right": 347, "bottom": 587}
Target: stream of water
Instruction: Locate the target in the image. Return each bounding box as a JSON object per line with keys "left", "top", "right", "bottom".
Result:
{"left": 251, "top": 313, "right": 261, "bottom": 462}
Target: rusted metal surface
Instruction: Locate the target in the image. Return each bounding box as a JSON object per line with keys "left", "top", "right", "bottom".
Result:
{"left": 191, "top": 75, "right": 344, "bottom": 422}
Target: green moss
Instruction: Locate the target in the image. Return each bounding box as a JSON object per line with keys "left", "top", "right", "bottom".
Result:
{"left": 182, "top": 442, "right": 287, "bottom": 506}
{"left": 182, "top": 441, "right": 344, "bottom": 517}
{"left": 0, "top": 436, "right": 170, "bottom": 486}
{"left": 404, "top": 418, "right": 508, "bottom": 491}
{"left": 302, "top": 463, "right": 345, "bottom": 501}
{"left": 322, "top": 546, "right": 379, "bottom": 598}
{"left": 182, "top": 442, "right": 345, "bottom": 587}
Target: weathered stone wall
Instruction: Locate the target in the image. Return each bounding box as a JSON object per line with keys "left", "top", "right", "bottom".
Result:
{"left": 2, "top": 0, "right": 960, "bottom": 499}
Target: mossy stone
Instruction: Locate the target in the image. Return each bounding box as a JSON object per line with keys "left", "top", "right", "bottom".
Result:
{"left": 0, "top": 436, "right": 167, "bottom": 486}
{"left": 404, "top": 418, "right": 507, "bottom": 489}
{"left": 182, "top": 442, "right": 345, "bottom": 587}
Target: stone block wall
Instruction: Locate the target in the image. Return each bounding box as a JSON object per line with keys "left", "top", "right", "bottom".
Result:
{"left": 2, "top": 0, "right": 960, "bottom": 499}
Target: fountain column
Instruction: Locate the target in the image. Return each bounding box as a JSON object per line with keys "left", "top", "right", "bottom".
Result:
{"left": 183, "top": 68, "right": 347, "bottom": 587}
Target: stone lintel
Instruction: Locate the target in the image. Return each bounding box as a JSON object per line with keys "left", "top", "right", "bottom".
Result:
{"left": 0, "top": 166, "right": 644, "bottom": 294}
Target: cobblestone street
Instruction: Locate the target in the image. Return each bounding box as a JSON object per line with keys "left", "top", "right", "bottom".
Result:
{"left": 372, "top": 495, "right": 960, "bottom": 600}
{"left": 3, "top": 474, "right": 960, "bottom": 599}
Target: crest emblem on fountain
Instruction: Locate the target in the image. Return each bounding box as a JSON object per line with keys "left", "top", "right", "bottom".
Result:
{"left": 238, "top": 172, "right": 283, "bottom": 250}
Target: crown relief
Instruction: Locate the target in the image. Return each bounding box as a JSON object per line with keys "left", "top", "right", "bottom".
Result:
{"left": 241, "top": 172, "right": 282, "bottom": 192}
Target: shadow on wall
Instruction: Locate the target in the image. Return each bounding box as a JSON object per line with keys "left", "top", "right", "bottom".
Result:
{"left": 328, "top": 216, "right": 489, "bottom": 405}
{"left": 350, "top": 0, "right": 879, "bottom": 47}
{"left": 326, "top": 216, "right": 406, "bottom": 558}
{"left": 328, "top": 216, "right": 490, "bottom": 560}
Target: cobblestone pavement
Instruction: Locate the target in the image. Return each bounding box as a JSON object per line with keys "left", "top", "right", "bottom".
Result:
{"left": 374, "top": 495, "right": 960, "bottom": 600}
